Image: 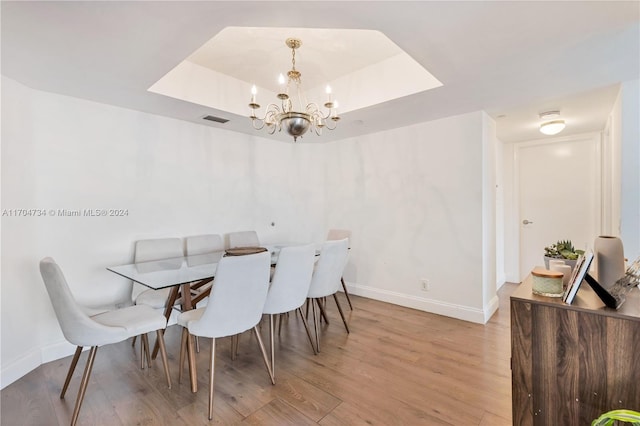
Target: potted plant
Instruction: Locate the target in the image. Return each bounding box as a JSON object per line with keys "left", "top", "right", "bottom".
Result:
{"left": 592, "top": 409, "right": 640, "bottom": 425}
{"left": 543, "top": 239, "right": 584, "bottom": 270}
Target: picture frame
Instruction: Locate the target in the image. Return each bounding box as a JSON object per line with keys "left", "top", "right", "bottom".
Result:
{"left": 562, "top": 251, "right": 594, "bottom": 304}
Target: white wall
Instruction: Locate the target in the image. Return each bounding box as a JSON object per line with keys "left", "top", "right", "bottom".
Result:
{"left": 481, "top": 112, "right": 498, "bottom": 318}
{"left": 502, "top": 143, "right": 518, "bottom": 283}
{"left": 619, "top": 79, "right": 640, "bottom": 261}
{"left": 323, "top": 110, "right": 497, "bottom": 323}
{"left": 1, "top": 77, "right": 499, "bottom": 388}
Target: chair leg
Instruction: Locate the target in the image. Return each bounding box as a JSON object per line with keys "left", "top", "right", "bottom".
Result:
{"left": 156, "top": 329, "right": 172, "bottom": 389}
{"left": 70, "top": 346, "right": 97, "bottom": 426}
{"left": 141, "top": 334, "right": 152, "bottom": 368}
{"left": 316, "top": 298, "right": 330, "bottom": 324}
{"left": 311, "top": 299, "right": 320, "bottom": 353}
{"left": 208, "top": 338, "right": 216, "bottom": 420}
{"left": 269, "top": 315, "right": 275, "bottom": 377}
{"left": 333, "top": 293, "right": 350, "bottom": 334}
{"left": 297, "top": 307, "right": 317, "bottom": 355}
{"left": 139, "top": 334, "right": 145, "bottom": 369}
{"left": 195, "top": 336, "right": 200, "bottom": 353}
{"left": 341, "top": 277, "right": 353, "bottom": 310}
{"left": 278, "top": 313, "right": 284, "bottom": 336}
{"left": 230, "top": 335, "right": 237, "bottom": 361}
{"left": 131, "top": 336, "right": 137, "bottom": 347}
{"left": 60, "top": 346, "right": 83, "bottom": 399}
{"left": 187, "top": 331, "right": 198, "bottom": 393}
{"left": 253, "top": 326, "right": 275, "bottom": 385}
{"left": 179, "top": 328, "right": 188, "bottom": 384}
{"left": 305, "top": 298, "right": 310, "bottom": 318}
{"left": 234, "top": 334, "right": 240, "bottom": 358}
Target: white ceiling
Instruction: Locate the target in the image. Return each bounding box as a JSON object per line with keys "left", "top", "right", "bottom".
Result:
{"left": 188, "top": 27, "right": 403, "bottom": 92}
{"left": 2, "top": 1, "right": 638, "bottom": 143}
{"left": 151, "top": 26, "right": 442, "bottom": 117}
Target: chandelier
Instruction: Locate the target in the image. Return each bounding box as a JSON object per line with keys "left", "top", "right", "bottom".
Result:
{"left": 249, "top": 38, "right": 340, "bottom": 142}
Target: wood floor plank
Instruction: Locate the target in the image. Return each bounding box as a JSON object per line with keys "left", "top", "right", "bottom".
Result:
{"left": 240, "top": 398, "right": 318, "bottom": 425}
{"left": 1, "top": 285, "right": 517, "bottom": 425}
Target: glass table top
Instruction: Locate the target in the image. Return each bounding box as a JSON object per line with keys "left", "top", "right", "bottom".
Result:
{"left": 107, "top": 251, "right": 225, "bottom": 290}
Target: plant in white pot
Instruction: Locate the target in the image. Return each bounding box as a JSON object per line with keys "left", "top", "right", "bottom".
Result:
{"left": 543, "top": 240, "right": 585, "bottom": 270}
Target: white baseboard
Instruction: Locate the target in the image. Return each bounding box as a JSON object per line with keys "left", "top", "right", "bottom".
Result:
{"left": 344, "top": 282, "right": 491, "bottom": 324}
{"left": 1, "top": 339, "right": 81, "bottom": 390}
{"left": 483, "top": 294, "right": 500, "bottom": 322}
{"left": 41, "top": 340, "right": 82, "bottom": 364}
{"left": 1, "top": 347, "right": 41, "bottom": 389}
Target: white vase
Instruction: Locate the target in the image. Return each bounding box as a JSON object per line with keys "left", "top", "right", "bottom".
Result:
{"left": 594, "top": 236, "right": 625, "bottom": 288}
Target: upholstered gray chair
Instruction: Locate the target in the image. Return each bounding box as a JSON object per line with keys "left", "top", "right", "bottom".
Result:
{"left": 133, "top": 238, "right": 183, "bottom": 308}
{"left": 40, "top": 257, "right": 171, "bottom": 426}
{"left": 177, "top": 251, "right": 273, "bottom": 420}
{"left": 186, "top": 234, "right": 224, "bottom": 256}
{"left": 307, "top": 238, "right": 350, "bottom": 352}
{"left": 327, "top": 229, "right": 354, "bottom": 310}
{"left": 262, "top": 243, "right": 317, "bottom": 378}
{"left": 228, "top": 230, "right": 260, "bottom": 248}
{"left": 184, "top": 234, "right": 224, "bottom": 307}
{"left": 130, "top": 238, "right": 183, "bottom": 357}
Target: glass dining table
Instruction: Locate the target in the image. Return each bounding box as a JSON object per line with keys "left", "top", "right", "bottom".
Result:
{"left": 107, "top": 251, "right": 229, "bottom": 391}
{"left": 106, "top": 244, "right": 312, "bottom": 390}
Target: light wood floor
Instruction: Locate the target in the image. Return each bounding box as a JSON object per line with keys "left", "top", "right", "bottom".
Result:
{"left": 1, "top": 285, "right": 516, "bottom": 425}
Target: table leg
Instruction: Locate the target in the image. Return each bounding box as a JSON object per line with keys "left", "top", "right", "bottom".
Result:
{"left": 152, "top": 283, "right": 197, "bottom": 392}
{"left": 181, "top": 282, "right": 193, "bottom": 312}
{"left": 180, "top": 282, "right": 198, "bottom": 393}
{"left": 151, "top": 286, "right": 180, "bottom": 360}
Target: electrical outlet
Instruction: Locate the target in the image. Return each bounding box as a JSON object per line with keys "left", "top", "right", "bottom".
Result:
{"left": 421, "top": 279, "right": 430, "bottom": 291}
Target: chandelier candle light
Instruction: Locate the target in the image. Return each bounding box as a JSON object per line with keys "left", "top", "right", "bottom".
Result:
{"left": 249, "top": 38, "right": 340, "bottom": 142}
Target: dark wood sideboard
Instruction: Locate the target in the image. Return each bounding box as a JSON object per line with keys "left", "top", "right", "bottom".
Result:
{"left": 510, "top": 277, "right": 640, "bottom": 425}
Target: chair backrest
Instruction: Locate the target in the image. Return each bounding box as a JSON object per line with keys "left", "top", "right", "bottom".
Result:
{"left": 307, "top": 238, "right": 349, "bottom": 299}
{"left": 263, "top": 244, "right": 316, "bottom": 315}
{"left": 188, "top": 251, "right": 270, "bottom": 338}
{"left": 186, "top": 234, "right": 223, "bottom": 256}
{"left": 327, "top": 229, "right": 351, "bottom": 248}
{"left": 135, "top": 238, "right": 183, "bottom": 263}
{"left": 228, "top": 231, "right": 260, "bottom": 248}
{"left": 39, "top": 258, "right": 128, "bottom": 346}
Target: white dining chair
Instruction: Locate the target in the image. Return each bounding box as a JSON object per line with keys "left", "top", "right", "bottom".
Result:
{"left": 307, "top": 238, "right": 350, "bottom": 352}
{"left": 185, "top": 234, "right": 224, "bottom": 305}
{"left": 176, "top": 251, "right": 273, "bottom": 420}
{"left": 186, "top": 234, "right": 224, "bottom": 256}
{"left": 327, "top": 229, "right": 354, "bottom": 310}
{"left": 228, "top": 230, "right": 260, "bottom": 248}
{"left": 130, "top": 238, "right": 184, "bottom": 357}
{"left": 133, "top": 237, "right": 184, "bottom": 309}
{"left": 262, "top": 243, "right": 317, "bottom": 378}
{"left": 39, "top": 257, "right": 171, "bottom": 426}
{"left": 184, "top": 234, "right": 224, "bottom": 353}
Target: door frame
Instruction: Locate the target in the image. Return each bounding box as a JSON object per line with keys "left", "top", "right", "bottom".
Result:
{"left": 508, "top": 132, "right": 603, "bottom": 281}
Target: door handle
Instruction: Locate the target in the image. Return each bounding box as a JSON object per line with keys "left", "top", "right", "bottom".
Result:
{"left": 522, "top": 219, "right": 534, "bottom": 225}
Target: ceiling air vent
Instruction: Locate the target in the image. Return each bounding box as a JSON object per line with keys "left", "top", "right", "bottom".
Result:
{"left": 202, "top": 115, "right": 229, "bottom": 124}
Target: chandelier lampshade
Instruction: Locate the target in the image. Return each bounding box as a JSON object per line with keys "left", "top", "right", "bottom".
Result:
{"left": 249, "top": 38, "right": 340, "bottom": 142}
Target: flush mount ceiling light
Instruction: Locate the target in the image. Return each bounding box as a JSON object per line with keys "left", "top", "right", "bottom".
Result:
{"left": 539, "top": 111, "right": 565, "bottom": 136}
{"left": 249, "top": 38, "right": 340, "bottom": 142}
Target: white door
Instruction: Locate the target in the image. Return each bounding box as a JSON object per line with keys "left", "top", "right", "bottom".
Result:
{"left": 517, "top": 134, "right": 601, "bottom": 281}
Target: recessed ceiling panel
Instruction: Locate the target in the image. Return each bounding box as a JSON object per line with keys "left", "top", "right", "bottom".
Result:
{"left": 149, "top": 26, "right": 442, "bottom": 117}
